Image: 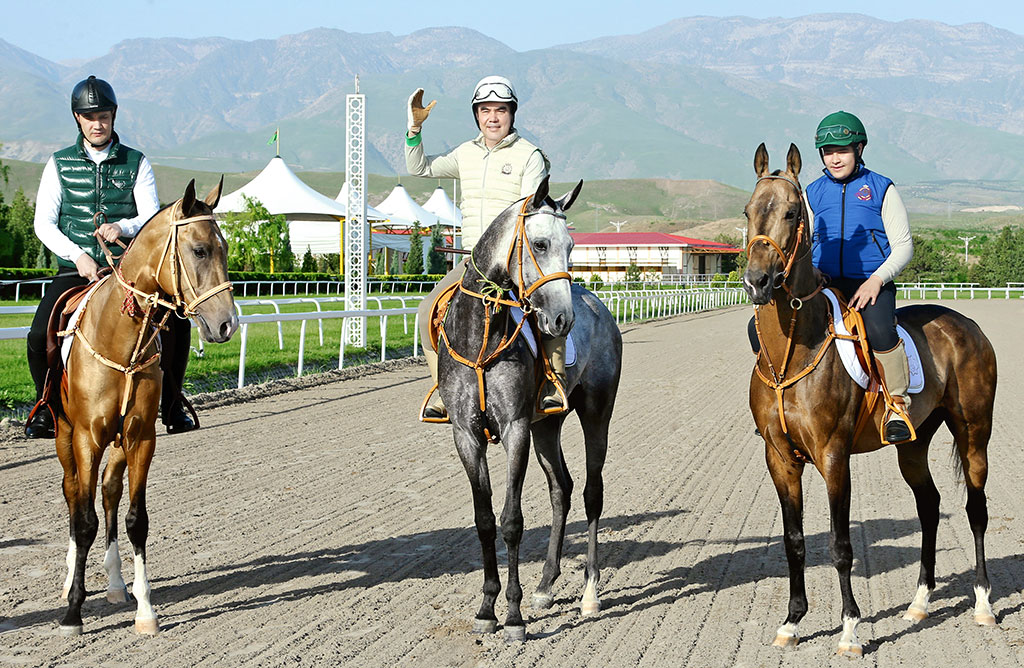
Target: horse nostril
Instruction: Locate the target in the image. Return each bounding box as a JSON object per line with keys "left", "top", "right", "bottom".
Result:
{"left": 755, "top": 273, "right": 770, "bottom": 289}
{"left": 555, "top": 314, "right": 565, "bottom": 330}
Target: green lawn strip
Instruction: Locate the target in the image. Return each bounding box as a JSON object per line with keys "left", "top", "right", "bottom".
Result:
{"left": 0, "top": 297, "right": 421, "bottom": 417}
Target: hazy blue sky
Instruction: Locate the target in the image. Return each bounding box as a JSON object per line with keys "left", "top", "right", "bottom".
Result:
{"left": 4, "top": 0, "right": 1022, "bottom": 63}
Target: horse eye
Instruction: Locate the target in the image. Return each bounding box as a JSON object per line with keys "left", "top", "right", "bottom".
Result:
{"left": 784, "top": 209, "right": 796, "bottom": 220}
{"left": 742, "top": 210, "right": 750, "bottom": 219}
{"left": 534, "top": 241, "right": 548, "bottom": 253}
{"left": 193, "top": 247, "right": 208, "bottom": 259}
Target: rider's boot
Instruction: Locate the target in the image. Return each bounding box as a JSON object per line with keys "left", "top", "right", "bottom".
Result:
{"left": 161, "top": 319, "right": 198, "bottom": 434}
{"left": 421, "top": 348, "right": 448, "bottom": 421}
{"left": 539, "top": 335, "right": 569, "bottom": 413}
{"left": 876, "top": 340, "right": 913, "bottom": 443}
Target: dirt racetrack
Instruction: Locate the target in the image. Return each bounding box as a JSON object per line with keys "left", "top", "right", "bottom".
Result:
{"left": 2, "top": 299, "right": 1024, "bottom": 667}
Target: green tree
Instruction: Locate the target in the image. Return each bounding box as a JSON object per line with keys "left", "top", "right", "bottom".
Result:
{"left": 373, "top": 250, "right": 388, "bottom": 275}
{"left": 300, "top": 246, "right": 317, "bottom": 273}
{"left": 426, "top": 225, "right": 446, "bottom": 274}
{"left": 0, "top": 191, "right": 12, "bottom": 266}
{"left": 8, "top": 188, "right": 38, "bottom": 267}
{"left": 390, "top": 249, "right": 404, "bottom": 275}
{"left": 900, "top": 235, "right": 964, "bottom": 283}
{"left": 222, "top": 195, "right": 291, "bottom": 272}
{"left": 625, "top": 262, "right": 642, "bottom": 285}
{"left": 971, "top": 226, "right": 1024, "bottom": 286}
{"left": 404, "top": 223, "right": 424, "bottom": 274}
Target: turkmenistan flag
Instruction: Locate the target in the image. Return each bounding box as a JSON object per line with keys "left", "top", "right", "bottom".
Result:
{"left": 267, "top": 130, "right": 278, "bottom": 145}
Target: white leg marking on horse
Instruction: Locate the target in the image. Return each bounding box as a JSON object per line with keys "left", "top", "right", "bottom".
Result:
{"left": 903, "top": 584, "right": 931, "bottom": 622}
{"left": 772, "top": 622, "right": 799, "bottom": 647}
{"left": 837, "top": 616, "right": 862, "bottom": 656}
{"left": 103, "top": 540, "right": 129, "bottom": 603}
{"left": 974, "top": 585, "right": 996, "bottom": 626}
{"left": 580, "top": 576, "right": 601, "bottom": 616}
{"left": 61, "top": 537, "right": 75, "bottom": 600}
{"left": 131, "top": 553, "right": 159, "bottom": 635}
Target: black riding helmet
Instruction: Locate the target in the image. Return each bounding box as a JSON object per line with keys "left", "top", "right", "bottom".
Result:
{"left": 71, "top": 75, "right": 117, "bottom": 125}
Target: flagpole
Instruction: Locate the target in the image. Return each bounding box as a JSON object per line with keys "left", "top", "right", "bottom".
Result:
{"left": 276, "top": 126, "right": 280, "bottom": 157}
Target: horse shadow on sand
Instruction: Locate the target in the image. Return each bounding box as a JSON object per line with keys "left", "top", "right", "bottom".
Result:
{"left": 6, "top": 508, "right": 1020, "bottom": 640}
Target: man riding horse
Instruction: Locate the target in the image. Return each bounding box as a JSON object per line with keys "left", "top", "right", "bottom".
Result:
{"left": 25, "top": 75, "right": 197, "bottom": 438}
{"left": 405, "top": 75, "right": 569, "bottom": 420}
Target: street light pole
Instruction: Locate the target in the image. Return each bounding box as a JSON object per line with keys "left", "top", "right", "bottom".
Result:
{"left": 735, "top": 226, "right": 748, "bottom": 249}
{"left": 957, "top": 235, "right": 976, "bottom": 264}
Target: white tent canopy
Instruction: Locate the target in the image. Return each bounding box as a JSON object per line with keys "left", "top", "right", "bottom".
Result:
{"left": 215, "top": 157, "right": 387, "bottom": 255}
{"left": 422, "top": 186, "right": 463, "bottom": 229}
{"left": 373, "top": 184, "right": 440, "bottom": 230}
{"left": 334, "top": 181, "right": 389, "bottom": 222}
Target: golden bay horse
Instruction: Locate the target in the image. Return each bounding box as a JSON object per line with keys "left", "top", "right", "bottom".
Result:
{"left": 56, "top": 179, "right": 237, "bottom": 636}
{"left": 742, "top": 144, "right": 997, "bottom": 656}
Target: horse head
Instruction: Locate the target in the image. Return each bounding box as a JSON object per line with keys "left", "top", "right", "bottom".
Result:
{"left": 742, "top": 143, "right": 814, "bottom": 305}
{"left": 124, "top": 178, "right": 238, "bottom": 343}
{"left": 471, "top": 176, "right": 583, "bottom": 338}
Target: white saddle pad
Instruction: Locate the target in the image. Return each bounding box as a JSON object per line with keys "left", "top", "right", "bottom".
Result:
{"left": 60, "top": 279, "right": 105, "bottom": 366}
{"left": 823, "top": 288, "right": 923, "bottom": 393}
{"left": 509, "top": 306, "right": 577, "bottom": 366}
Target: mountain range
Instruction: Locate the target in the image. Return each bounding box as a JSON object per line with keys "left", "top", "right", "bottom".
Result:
{"left": 2, "top": 14, "right": 1024, "bottom": 188}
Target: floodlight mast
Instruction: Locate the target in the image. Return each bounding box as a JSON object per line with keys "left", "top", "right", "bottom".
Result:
{"left": 345, "top": 75, "right": 367, "bottom": 347}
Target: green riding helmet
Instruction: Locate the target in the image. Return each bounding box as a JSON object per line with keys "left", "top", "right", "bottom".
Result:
{"left": 814, "top": 111, "right": 867, "bottom": 149}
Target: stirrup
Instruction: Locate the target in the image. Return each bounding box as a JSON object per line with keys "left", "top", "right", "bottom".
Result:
{"left": 537, "top": 376, "right": 569, "bottom": 415}
{"left": 419, "top": 384, "right": 450, "bottom": 424}
{"left": 881, "top": 401, "right": 916, "bottom": 445}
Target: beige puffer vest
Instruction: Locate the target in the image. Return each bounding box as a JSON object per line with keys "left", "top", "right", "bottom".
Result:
{"left": 454, "top": 133, "right": 546, "bottom": 249}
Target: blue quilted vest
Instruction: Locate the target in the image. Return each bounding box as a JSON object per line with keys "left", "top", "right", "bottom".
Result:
{"left": 808, "top": 165, "right": 894, "bottom": 280}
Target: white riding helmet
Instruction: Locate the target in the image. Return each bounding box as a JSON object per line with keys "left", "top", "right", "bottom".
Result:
{"left": 471, "top": 75, "right": 518, "bottom": 125}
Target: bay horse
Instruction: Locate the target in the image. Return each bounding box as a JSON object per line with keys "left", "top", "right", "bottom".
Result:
{"left": 435, "top": 176, "right": 622, "bottom": 642}
{"left": 742, "top": 143, "right": 997, "bottom": 656}
{"left": 55, "top": 179, "right": 237, "bottom": 636}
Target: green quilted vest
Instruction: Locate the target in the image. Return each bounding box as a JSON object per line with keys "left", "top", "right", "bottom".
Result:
{"left": 53, "top": 133, "right": 143, "bottom": 268}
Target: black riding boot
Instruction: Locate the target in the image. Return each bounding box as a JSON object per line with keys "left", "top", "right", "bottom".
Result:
{"left": 161, "top": 317, "right": 197, "bottom": 434}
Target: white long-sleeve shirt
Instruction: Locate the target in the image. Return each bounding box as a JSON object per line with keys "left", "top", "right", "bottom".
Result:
{"left": 33, "top": 141, "right": 160, "bottom": 264}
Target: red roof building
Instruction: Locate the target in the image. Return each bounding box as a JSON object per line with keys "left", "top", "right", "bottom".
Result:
{"left": 569, "top": 232, "right": 741, "bottom": 281}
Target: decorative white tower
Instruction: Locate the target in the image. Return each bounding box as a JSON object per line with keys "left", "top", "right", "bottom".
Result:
{"left": 344, "top": 75, "right": 367, "bottom": 346}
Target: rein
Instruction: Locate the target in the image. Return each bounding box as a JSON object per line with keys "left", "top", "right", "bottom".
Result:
{"left": 747, "top": 175, "right": 830, "bottom": 445}
{"left": 436, "top": 195, "right": 571, "bottom": 424}
{"left": 65, "top": 207, "right": 233, "bottom": 445}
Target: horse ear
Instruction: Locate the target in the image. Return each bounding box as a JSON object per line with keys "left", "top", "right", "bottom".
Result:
{"left": 204, "top": 175, "right": 224, "bottom": 210}
{"left": 555, "top": 180, "right": 584, "bottom": 212}
{"left": 754, "top": 143, "right": 770, "bottom": 178}
{"left": 786, "top": 143, "right": 802, "bottom": 179}
{"left": 532, "top": 175, "right": 550, "bottom": 207}
{"left": 182, "top": 179, "right": 198, "bottom": 215}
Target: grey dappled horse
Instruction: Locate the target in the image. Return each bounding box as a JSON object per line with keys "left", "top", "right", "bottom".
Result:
{"left": 437, "top": 177, "right": 622, "bottom": 642}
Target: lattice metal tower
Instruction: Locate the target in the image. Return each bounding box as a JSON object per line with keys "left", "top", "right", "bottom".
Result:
{"left": 344, "top": 75, "right": 367, "bottom": 346}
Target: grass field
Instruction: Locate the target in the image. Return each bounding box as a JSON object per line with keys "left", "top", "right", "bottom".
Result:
{"left": 0, "top": 295, "right": 426, "bottom": 419}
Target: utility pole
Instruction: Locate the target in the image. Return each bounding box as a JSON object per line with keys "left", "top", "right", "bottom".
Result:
{"left": 957, "top": 235, "right": 976, "bottom": 264}
{"left": 735, "top": 226, "right": 748, "bottom": 249}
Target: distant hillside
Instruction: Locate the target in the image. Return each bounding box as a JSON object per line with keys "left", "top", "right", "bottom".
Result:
{"left": 4, "top": 16, "right": 1024, "bottom": 186}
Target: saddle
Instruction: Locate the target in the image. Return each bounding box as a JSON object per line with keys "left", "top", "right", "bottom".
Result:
{"left": 423, "top": 279, "right": 566, "bottom": 425}
{"left": 27, "top": 282, "right": 96, "bottom": 426}
{"left": 824, "top": 287, "right": 916, "bottom": 445}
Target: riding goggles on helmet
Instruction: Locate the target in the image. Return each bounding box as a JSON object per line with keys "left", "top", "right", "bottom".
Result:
{"left": 815, "top": 126, "right": 856, "bottom": 146}
{"left": 472, "top": 82, "right": 516, "bottom": 104}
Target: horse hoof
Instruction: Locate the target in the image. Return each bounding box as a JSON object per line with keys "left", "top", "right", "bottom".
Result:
{"left": 503, "top": 625, "right": 526, "bottom": 643}
{"left": 472, "top": 619, "right": 498, "bottom": 634}
{"left": 837, "top": 643, "right": 863, "bottom": 658}
{"left": 532, "top": 592, "right": 554, "bottom": 610}
{"left": 59, "top": 624, "right": 83, "bottom": 637}
{"left": 106, "top": 588, "right": 129, "bottom": 604}
{"left": 902, "top": 607, "right": 928, "bottom": 623}
{"left": 772, "top": 634, "right": 798, "bottom": 648}
{"left": 134, "top": 618, "right": 160, "bottom": 636}
{"left": 975, "top": 613, "right": 997, "bottom": 627}
{"left": 580, "top": 600, "right": 601, "bottom": 616}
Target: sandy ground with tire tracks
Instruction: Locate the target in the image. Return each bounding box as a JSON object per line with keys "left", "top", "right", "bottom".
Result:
{"left": 2, "top": 299, "right": 1024, "bottom": 667}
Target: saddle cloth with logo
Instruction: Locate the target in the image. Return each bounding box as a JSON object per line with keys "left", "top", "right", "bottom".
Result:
{"left": 822, "top": 287, "right": 923, "bottom": 393}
